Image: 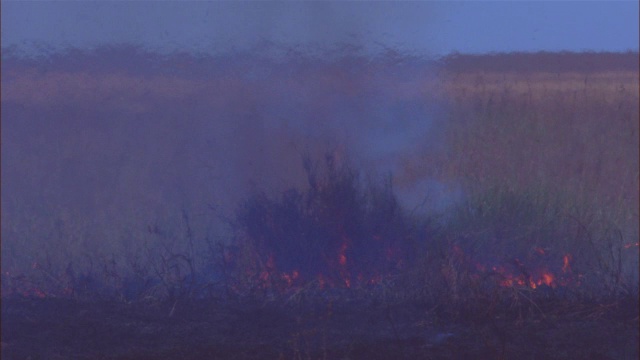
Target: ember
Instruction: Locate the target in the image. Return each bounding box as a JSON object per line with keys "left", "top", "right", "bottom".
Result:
{"left": 1, "top": 45, "right": 638, "bottom": 359}
{"left": 562, "top": 254, "right": 572, "bottom": 273}
{"left": 229, "top": 155, "right": 414, "bottom": 293}
{"left": 447, "top": 244, "right": 579, "bottom": 291}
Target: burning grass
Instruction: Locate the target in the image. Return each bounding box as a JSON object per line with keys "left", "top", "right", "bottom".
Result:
{"left": 229, "top": 154, "right": 414, "bottom": 293}
{"left": 2, "top": 49, "right": 639, "bottom": 358}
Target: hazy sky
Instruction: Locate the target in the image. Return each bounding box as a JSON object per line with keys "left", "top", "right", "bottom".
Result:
{"left": 2, "top": 1, "right": 638, "bottom": 56}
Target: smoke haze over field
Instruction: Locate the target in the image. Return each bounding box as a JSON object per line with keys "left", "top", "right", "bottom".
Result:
{"left": 2, "top": 1, "right": 638, "bottom": 281}
{"left": 1, "top": 11, "right": 639, "bottom": 360}
{"left": 1, "top": 47, "right": 455, "bottom": 275}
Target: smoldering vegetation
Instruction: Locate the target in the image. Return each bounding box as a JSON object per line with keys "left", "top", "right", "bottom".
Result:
{"left": 1, "top": 46, "right": 638, "bottom": 307}
{"left": 2, "top": 45, "right": 639, "bottom": 359}
{"left": 1, "top": 45, "right": 440, "bottom": 293}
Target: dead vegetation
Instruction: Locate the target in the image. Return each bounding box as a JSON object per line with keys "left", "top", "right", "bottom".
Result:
{"left": 1, "top": 49, "right": 638, "bottom": 359}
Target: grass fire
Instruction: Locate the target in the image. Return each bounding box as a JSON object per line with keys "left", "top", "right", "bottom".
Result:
{"left": 1, "top": 47, "right": 638, "bottom": 359}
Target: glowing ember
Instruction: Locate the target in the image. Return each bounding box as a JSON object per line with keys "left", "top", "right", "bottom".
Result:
{"left": 338, "top": 234, "right": 350, "bottom": 267}
{"left": 540, "top": 272, "right": 555, "bottom": 287}
{"left": 338, "top": 245, "right": 348, "bottom": 266}
{"left": 282, "top": 270, "right": 299, "bottom": 287}
{"left": 562, "top": 254, "right": 572, "bottom": 273}
{"left": 484, "top": 250, "right": 575, "bottom": 290}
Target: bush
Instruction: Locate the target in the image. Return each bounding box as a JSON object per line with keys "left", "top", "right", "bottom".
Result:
{"left": 230, "top": 153, "right": 418, "bottom": 293}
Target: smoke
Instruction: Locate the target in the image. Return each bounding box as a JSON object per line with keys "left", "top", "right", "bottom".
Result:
{"left": 2, "top": 47, "right": 459, "bottom": 274}
{"left": 1, "top": 1, "right": 461, "bottom": 276}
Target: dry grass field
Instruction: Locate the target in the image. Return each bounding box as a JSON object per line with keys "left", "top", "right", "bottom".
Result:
{"left": 1, "top": 50, "right": 638, "bottom": 359}
{"left": 415, "top": 68, "right": 639, "bottom": 233}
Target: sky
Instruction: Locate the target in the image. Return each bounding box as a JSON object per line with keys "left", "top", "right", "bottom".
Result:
{"left": 2, "top": 1, "right": 639, "bottom": 56}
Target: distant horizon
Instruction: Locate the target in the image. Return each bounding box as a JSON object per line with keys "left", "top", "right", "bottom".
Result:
{"left": 2, "top": 2, "right": 638, "bottom": 57}
{"left": 2, "top": 41, "right": 639, "bottom": 61}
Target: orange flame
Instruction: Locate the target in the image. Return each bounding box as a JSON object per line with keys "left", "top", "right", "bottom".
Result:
{"left": 562, "top": 254, "right": 572, "bottom": 273}
{"left": 539, "top": 272, "right": 555, "bottom": 287}
{"left": 338, "top": 254, "right": 347, "bottom": 266}
{"left": 338, "top": 241, "right": 348, "bottom": 266}
{"left": 282, "top": 270, "right": 299, "bottom": 286}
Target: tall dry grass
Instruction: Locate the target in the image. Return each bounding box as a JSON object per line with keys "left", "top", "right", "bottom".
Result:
{"left": 407, "top": 70, "right": 639, "bottom": 234}
{"left": 2, "top": 52, "right": 638, "bottom": 301}
{"left": 397, "top": 70, "right": 639, "bottom": 298}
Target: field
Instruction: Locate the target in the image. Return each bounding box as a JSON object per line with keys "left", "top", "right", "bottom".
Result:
{"left": 1, "top": 49, "right": 638, "bottom": 359}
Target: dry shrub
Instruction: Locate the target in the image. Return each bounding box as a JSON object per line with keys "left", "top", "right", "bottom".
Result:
{"left": 228, "top": 154, "right": 422, "bottom": 299}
